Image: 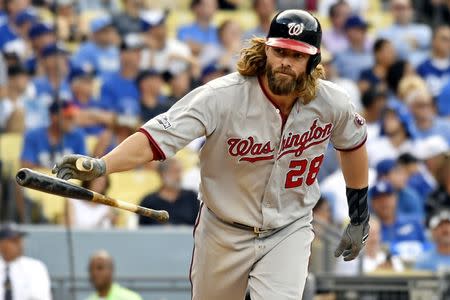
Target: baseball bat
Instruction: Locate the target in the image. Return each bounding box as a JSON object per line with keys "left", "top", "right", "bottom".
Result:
{"left": 15, "top": 168, "right": 169, "bottom": 223}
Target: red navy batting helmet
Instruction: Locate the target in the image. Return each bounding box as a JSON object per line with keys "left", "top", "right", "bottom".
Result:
{"left": 266, "top": 9, "right": 322, "bottom": 73}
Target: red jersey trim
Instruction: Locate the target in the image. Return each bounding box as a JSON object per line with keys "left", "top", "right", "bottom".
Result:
{"left": 334, "top": 134, "right": 367, "bottom": 152}
{"left": 257, "top": 76, "right": 289, "bottom": 129}
{"left": 138, "top": 128, "right": 166, "bottom": 161}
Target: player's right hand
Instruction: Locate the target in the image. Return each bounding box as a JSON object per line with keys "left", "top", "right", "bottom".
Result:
{"left": 52, "top": 154, "right": 106, "bottom": 181}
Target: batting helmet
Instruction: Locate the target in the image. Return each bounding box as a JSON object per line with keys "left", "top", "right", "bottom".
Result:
{"left": 266, "top": 9, "right": 322, "bottom": 74}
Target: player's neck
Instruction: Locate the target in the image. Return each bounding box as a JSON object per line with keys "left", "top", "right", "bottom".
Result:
{"left": 260, "top": 75, "right": 297, "bottom": 116}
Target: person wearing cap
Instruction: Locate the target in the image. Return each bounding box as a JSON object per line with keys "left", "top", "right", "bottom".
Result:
{"left": 99, "top": 34, "right": 141, "bottom": 120}
{"left": 54, "top": 9, "right": 372, "bottom": 299}
{"left": 136, "top": 69, "right": 169, "bottom": 122}
{"left": 26, "top": 22, "right": 56, "bottom": 75}
{"left": 369, "top": 180, "right": 427, "bottom": 263}
{"left": 68, "top": 65, "right": 116, "bottom": 136}
{"left": 404, "top": 86, "right": 450, "bottom": 145}
{"left": 0, "top": 63, "right": 32, "bottom": 133}
{"left": 358, "top": 38, "right": 397, "bottom": 94}
{"left": 20, "top": 100, "right": 86, "bottom": 169}
{"left": 376, "top": 158, "right": 424, "bottom": 220}
{"left": 140, "top": 9, "right": 196, "bottom": 78}
{"left": 72, "top": 16, "right": 120, "bottom": 78}
{"left": 177, "top": 0, "right": 219, "bottom": 56}
{"left": 376, "top": 0, "right": 431, "bottom": 66}
{"left": 334, "top": 15, "right": 374, "bottom": 81}
{"left": 415, "top": 209, "right": 450, "bottom": 272}
{"left": 367, "top": 101, "right": 417, "bottom": 167}
{"left": 0, "top": 223, "right": 52, "bottom": 300}
{"left": 0, "top": 4, "right": 30, "bottom": 49}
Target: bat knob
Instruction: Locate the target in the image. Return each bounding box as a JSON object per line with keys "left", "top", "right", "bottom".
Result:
{"left": 158, "top": 211, "right": 170, "bottom": 223}
{"left": 76, "top": 158, "right": 93, "bottom": 172}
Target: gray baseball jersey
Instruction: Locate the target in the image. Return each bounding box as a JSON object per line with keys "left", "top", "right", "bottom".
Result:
{"left": 140, "top": 72, "right": 367, "bottom": 229}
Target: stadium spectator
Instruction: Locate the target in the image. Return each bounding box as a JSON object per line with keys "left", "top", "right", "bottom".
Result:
{"left": 0, "top": 64, "right": 29, "bottom": 132}
{"left": 436, "top": 78, "right": 450, "bottom": 118}
{"left": 87, "top": 250, "right": 142, "bottom": 300}
{"left": 99, "top": 34, "right": 141, "bottom": 120}
{"left": 377, "top": 0, "right": 431, "bottom": 66}
{"left": 416, "top": 24, "right": 450, "bottom": 98}
{"left": 54, "top": 0, "right": 82, "bottom": 43}
{"left": 25, "top": 22, "right": 56, "bottom": 76}
{"left": 140, "top": 10, "right": 197, "bottom": 78}
{"left": 367, "top": 101, "right": 416, "bottom": 167}
{"left": 405, "top": 87, "right": 450, "bottom": 144}
{"left": 321, "top": 0, "right": 351, "bottom": 55}
{"left": 415, "top": 209, "right": 450, "bottom": 272}
{"left": 425, "top": 156, "right": 450, "bottom": 226}
{"left": 318, "top": 0, "right": 369, "bottom": 17}
{"left": 200, "top": 19, "right": 242, "bottom": 71}
{"left": 242, "top": 0, "right": 276, "bottom": 41}
{"left": 69, "top": 65, "right": 115, "bottom": 136}
{"left": 136, "top": 69, "right": 169, "bottom": 122}
{"left": 361, "top": 85, "right": 388, "bottom": 144}
{"left": 2, "top": 9, "right": 37, "bottom": 60}
{"left": 177, "top": 0, "right": 219, "bottom": 57}
{"left": 416, "top": 0, "right": 450, "bottom": 28}
{"left": 112, "top": 0, "right": 144, "bottom": 35}
{"left": 0, "top": 1, "right": 32, "bottom": 50}
{"left": 358, "top": 39, "right": 397, "bottom": 94}
{"left": 396, "top": 74, "right": 427, "bottom": 103}
{"left": 397, "top": 152, "right": 433, "bottom": 201}
{"left": 66, "top": 176, "right": 116, "bottom": 228}
{"left": 334, "top": 15, "right": 373, "bottom": 81}
{"left": 376, "top": 158, "right": 424, "bottom": 220}
{"left": 163, "top": 69, "right": 192, "bottom": 105}
{"left": 199, "top": 61, "right": 230, "bottom": 84}
{"left": 385, "top": 59, "right": 416, "bottom": 98}
{"left": 139, "top": 158, "right": 200, "bottom": 226}
{"left": 20, "top": 100, "right": 86, "bottom": 169}
{"left": 72, "top": 16, "right": 120, "bottom": 78}
{"left": 335, "top": 216, "right": 404, "bottom": 275}
{"left": 369, "top": 180, "right": 428, "bottom": 264}
{"left": 32, "top": 43, "right": 72, "bottom": 129}
{"left": 0, "top": 223, "right": 52, "bottom": 300}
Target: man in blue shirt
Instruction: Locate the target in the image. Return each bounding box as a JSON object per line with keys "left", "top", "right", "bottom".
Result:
{"left": 377, "top": 0, "right": 431, "bottom": 66}
{"left": 72, "top": 16, "right": 120, "bottom": 78}
{"left": 31, "top": 43, "right": 72, "bottom": 129}
{"left": 417, "top": 25, "right": 450, "bottom": 98}
{"left": 415, "top": 210, "right": 450, "bottom": 272}
{"left": 21, "top": 101, "right": 86, "bottom": 169}
{"left": 334, "top": 15, "right": 374, "bottom": 81}
{"left": 26, "top": 22, "right": 56, "bottom": 75}
{"left": 370, "top": 180, "right": 428, "bottom": 262}
{"left": 177, "top": 0, "right": 219, "bottom": 56}
{"left": 99, "top": 35, "right": 141, "bottom": 120}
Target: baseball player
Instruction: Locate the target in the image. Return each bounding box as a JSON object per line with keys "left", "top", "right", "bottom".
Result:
{"left": 52, "top": 10, "right": 370, "bottom": 300}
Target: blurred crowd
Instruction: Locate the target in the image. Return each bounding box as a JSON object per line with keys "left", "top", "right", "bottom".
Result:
{"left": 0, "top": 0, "right": 450, "bottom": 297}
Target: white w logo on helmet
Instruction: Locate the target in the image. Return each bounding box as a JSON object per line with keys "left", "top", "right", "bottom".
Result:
{"left": 287, "top": 23, "right": 304, "bottom": 36}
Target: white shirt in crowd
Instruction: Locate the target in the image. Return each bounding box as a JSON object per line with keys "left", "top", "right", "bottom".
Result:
{"left": 366, "top": 137, "right": 414, "bottom": 168}
{"left": 69, "top": 198, "right": 112, "bottom": 229}
{"left": 140, "top": 39, "right": 192, "bottom": 74}
{"left": 0, "top": 256, "right": 52, "bottom": 300}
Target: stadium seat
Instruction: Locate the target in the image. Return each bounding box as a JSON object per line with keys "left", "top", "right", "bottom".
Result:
{"left": 85, "top": 135, "right": 99, "bottom": 156}
{"left": 0, "top": 133, "right": 23, "bottom": 177}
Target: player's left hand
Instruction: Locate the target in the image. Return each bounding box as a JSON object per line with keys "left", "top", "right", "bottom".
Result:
{"left": 334, "top": 221, "right": 369, "bottom": 261}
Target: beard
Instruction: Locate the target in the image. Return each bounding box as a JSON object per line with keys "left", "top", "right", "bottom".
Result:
{"left": 265, "top": 62, "right": 304, "bottom": 96}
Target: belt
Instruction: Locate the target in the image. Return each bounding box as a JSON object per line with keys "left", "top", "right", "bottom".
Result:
{"left": 207, "top": 208, "right": 272, "bottom": 235}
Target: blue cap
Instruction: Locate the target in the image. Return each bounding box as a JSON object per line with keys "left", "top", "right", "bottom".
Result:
{"left": 15, "top": 9, "right": 37, "bottom": 26}
{"left": 140, "top": 10, "right": 168, "bottom": 31}
{"left": 68, "top": 65, "right": 96, "bottom": 82}
{"left": 369, "top": 180, "right": 395, "bottom": 199}
{"left": 344, "top": 15, "right": 369, "bottom": 30}
{"left": 380, "top": 100, "right": 417, "bottom": 139}
{"left": 201, "top": 62, "right": 229, "bottom": 79}
{"left": 28, "top": 22, "right": 54, "bottom": 39}
{"left": 376, "top": 159, "right": 396, "bottom": 178}
{"left": 41, "top": 43, "right": 69, "bottom": 58}
{"left": 0, "top": 223, "right": 27, "bottom": 240}
{"left": 90, "top": 16, "right": 113, "bottom": 33}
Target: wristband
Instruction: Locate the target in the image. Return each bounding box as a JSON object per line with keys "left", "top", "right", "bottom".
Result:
{"left": 346, "top": 186, "right": 369, "bottom": 225}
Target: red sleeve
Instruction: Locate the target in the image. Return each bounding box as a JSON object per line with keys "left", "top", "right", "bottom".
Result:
{"left": 138, "top": 128, "right": 166, "bottom": 161}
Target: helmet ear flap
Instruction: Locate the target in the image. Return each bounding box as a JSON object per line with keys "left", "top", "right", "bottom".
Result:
{"left": 307, "top": 53, "right": 321, "bottom": 74}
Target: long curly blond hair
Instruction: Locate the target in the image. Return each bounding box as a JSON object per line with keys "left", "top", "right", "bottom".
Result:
{"left": 237, "top": 37, "right": 325, "bottom": 105}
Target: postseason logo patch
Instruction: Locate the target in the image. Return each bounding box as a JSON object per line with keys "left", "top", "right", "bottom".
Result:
{"left": 156, "top": 115, "right": 172, "bottom": 129}
{"left": 354, "top": 113, "right": 365, "bottom": 126}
